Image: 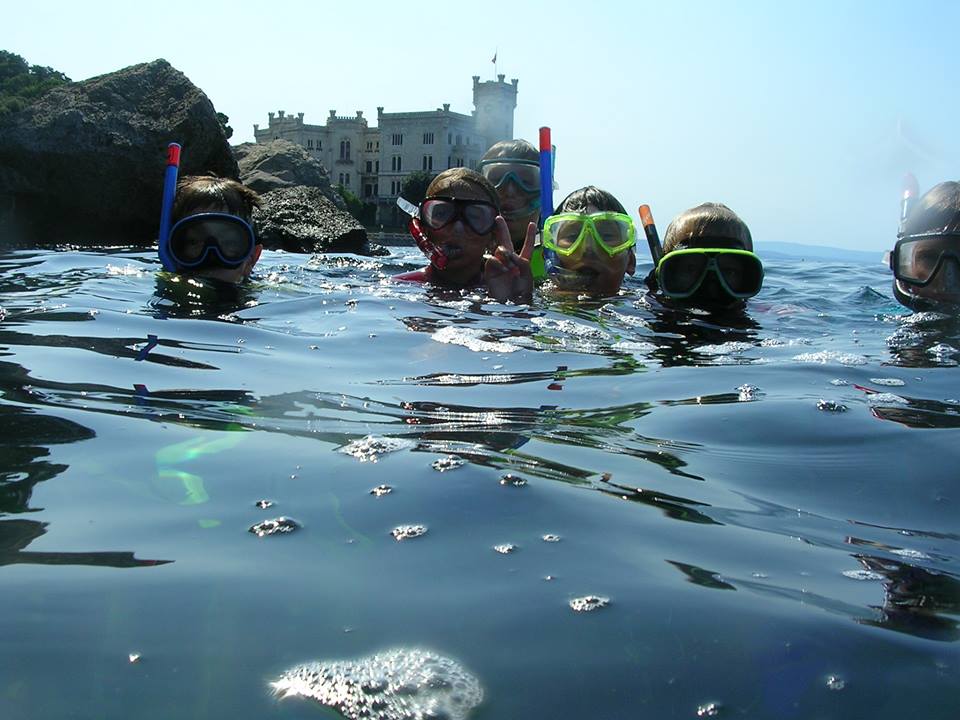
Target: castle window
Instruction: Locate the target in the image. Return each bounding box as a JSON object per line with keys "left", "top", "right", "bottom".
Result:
{"left": 422, "top": 155, "right": 433, "bottom": 171}
{"left": 423, "top": 132, "right": 434, "bottom": 145}
{"left": 447, "top": 133, "right": 452, "bottom": 144}
{"left": 365, "top": 184, "right": 373, "bottom": 198}
{"left": 391, "top": 133, "right": 403, "bottom": 146}
{"left": 366, "top": 161, "right": 372, "bottom": 173}
{"left": 345, "top": 173, "right": 350, "bottom": 186}
{"left": 307, "top": 139, "right": 313, "bottom": 149}
{"left": 374, "top": 183, "right": 378, "bottom": 196}
{"left": 375, "top": 160, "right": 380, "bottom": 173}
{"left": 391, "top": 156, "right": 403, "bottom": 172}
{"left": 366, "top": 141, "right": 373, "bottom": 151}
{"left": 456, "top": 134, "right": 461, "bottom": 145}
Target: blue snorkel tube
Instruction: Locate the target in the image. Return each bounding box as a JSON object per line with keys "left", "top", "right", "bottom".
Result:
{"left": 538, "top": 127, "right": 559, "bottom": 274}
{"left": 157, "top": 143, "right": 182, "bottom": 271}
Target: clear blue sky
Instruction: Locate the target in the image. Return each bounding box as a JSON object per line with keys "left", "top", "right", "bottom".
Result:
{"left": 4, "top": 0, "right": 958, "bottom": 251}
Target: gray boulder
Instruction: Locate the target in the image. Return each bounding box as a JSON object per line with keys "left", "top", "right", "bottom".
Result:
{"left": 234, "top": 140, "right": 345, "bottom": 209}
{"left": 255, "top": 186, "right": 369, "bottom": 253}
{"left": 0, "top": 59, "right": 235, "bottom": 246}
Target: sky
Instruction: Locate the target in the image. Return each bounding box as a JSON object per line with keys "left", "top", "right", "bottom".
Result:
{"left": 3, "top": 0, "right": 959, "bottom": 252}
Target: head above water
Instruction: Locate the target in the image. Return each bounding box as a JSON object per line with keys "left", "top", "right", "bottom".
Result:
{"left": 167, "top": 175, "right": 263, "bottom": 284}
{"left": 891, "top": 181, "right": 960, "bottom": 311}
{"left": 479, "top": 140, "right": 540, "bottom": 250}
{"left": 545, "top": 186, "right": 636, "bottom": 296}
{"left": 657, "top": 203, "right": 758, "bottom": 311}
{"left": 420, "top": 168, "right": 502, "bottom": 287}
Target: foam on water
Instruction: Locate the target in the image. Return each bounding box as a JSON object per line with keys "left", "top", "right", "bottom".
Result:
{"left": 793, "top": 350, "right": 868, "bottom": 365}
{"left": 431, "top": 455, "right": 465, "bottom": 473}
{"left": 248, "top": 517, "right": 300, "bottom": 537}
{"left": 271, "top": 647, "right": 483, "bottom": 720}
{"left": 341, "top": 435, "right": 416, "bottom": 462}
{"left": 430, "top": 326, "right": 518, "bottom": 354}
{"left": 569, "top": 595, "right": 610, "bottom": 612}
{"left": 392, "top": 525, "right": 428, "bottom": 541}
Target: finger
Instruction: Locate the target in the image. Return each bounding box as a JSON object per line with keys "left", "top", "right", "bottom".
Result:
{"left": 520, "top": 222, "right": 536, "bottom": 260}
{"left": 494, "top": 216, "right": 511, "bottom": 248}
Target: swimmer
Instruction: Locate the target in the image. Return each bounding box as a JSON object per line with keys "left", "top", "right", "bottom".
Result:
{"left": 648, "top": 202, "right": 763, "bottom": 311}
{"left": 395, "top": 168, "right": 535, "bottom": 304}
{"left": 888, "top": 181, "right": 960, "bottom": 311}
{"left": 541, "top": 186, "right": 637, "bottom": 296}
{"left": 159, "top": 175, "right": 262, "bottom": 284}
{"left": 478, "top": 139, "right": 541, "bottom": 253}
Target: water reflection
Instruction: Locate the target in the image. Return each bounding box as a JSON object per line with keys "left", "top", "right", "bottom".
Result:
{"left": 886, "top": 312, "right": 960, "bottom": 368}
{"left": 150, "top": 274, "right": 262, "bottom": 321}
{"left": 0, "top": 518, "right": 169, "bottom": 568}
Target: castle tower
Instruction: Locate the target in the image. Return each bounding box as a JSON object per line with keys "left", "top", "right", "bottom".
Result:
{"left": 472, "top": 74, "right": 518, "bottom": 148}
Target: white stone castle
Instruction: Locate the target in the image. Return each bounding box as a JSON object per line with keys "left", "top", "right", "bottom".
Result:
{"left": 254, "top": 74, "right": 518, "bottom": 224}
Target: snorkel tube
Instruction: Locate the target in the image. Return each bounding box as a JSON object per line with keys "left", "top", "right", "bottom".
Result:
{"left": 157, "top": 143, "right": 182, "bottom": 271}
{"left": 899, "top": 172, "right": 919, "bottom": 235}
{"left": 538, "top": 127, "right": 554, "bottom": 226}
{"left": 397, "top": 196, "right": 448, "bottom": 270}
{"left": 638, "top": 204, "right": 664, "bottom": 265}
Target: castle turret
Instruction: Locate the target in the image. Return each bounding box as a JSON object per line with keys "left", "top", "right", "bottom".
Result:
{"left": 472, "top": 75, "right": 518, "bottom": 147}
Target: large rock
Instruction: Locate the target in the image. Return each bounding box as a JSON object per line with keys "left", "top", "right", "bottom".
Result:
{"left": 234, "top": 140, "right": 345, "bottom": 209}
{"left": 0, "top": 59, "right": 235, "bottom": 246}
{"left": 255, "top": 186, "right": 369, "bottom": 254}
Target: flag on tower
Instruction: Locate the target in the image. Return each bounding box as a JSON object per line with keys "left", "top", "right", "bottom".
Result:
{"left": 491, "top": 52, "right": 497, "bottom": 64}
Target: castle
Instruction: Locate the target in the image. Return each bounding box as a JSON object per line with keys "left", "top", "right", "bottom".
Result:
{"left": 254, "top": 75, "right": 518, "bottom": 225}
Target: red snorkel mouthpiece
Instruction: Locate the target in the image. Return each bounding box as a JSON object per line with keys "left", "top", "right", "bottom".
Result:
{"left": 409, "top": 218, "right": 448, "bottom": 270}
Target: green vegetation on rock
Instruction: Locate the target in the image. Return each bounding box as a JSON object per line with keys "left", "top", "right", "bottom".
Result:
{"left": 0, "top": 50, "right": 70, "bottom": 116}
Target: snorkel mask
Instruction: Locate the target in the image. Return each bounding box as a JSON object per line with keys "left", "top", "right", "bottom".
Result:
{"left": 543, "top": 212, "right": 637, "bottom": 257}
{"left": 167, "top": 213, "right": 257, "bottom": 269}
{"left": 397, "top": 196, "right": 448, "bottom": 270}
{"left": 478, "top": 157, "right": 541, "bottom": 219}
{"left": 656, "top": 247, "right": 764, "bottom": 301}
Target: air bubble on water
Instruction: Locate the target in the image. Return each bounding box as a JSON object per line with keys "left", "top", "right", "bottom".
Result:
{"left": 128, "top": 652, "right": 141, "bottom": 664}
{"left": 751, "top": 572, "right": 769, "bottom": 579}
{"left": 830, "top": 379, "right": 849, "bottom": 386}
{"left": 500, "top": 474, "right": 527, "bottom": 487}
{"left": 870, "top": 377, "right": 905, "bottom": 387}
{"left": 817, "top": 400, "right": 847, "bottom": 412}
{"left": 891, "top": 548, "right": 930, "bottom": 559}
{"left": 793, "top": 351, "right": 867, "bottom": 366}
{"left": 736, "top": 384, "right": 760, "bottom": 401}
{"left": 340, "top": 435, "right": 416, "bottom": 462}
{"left": 255, "top": 499, "right": 274, "bottom": 509}
{"left": 544, "top": 575, "right": 555, "bottom": 581}
{"left": 392, "top": 524, "right": 427, "bottom": 541}
{"left": 542, "top": 534, "right": 561, "bottom": 543}
{"left": 431, "top": 456, "right": 465, "bottom": 473}
{"left": 271, "top": 647, "right": 483, "bottom": 720}
{"left": 825, "top": 675, "right": 846, "bottom": 691}
{"left": 370, "top": 485, "right": 393, "bottom": 497}
{"left": 697, "top": 701, "right": 722, "bottom": 717}
{"left": 493, "top": 543, "right": 516, "bottom": 554}
{"left": 867, "top": 392, "right": 909, "bottom": 406}
{"left": 248, "top": 517, "right": 300, "bottom": 537}
{"left": 569, "top": 595, "right": 610, "bottom": 612}
{"left": 309, "top": 344, "right": 319, "bottom": 350}
{"left": 842, "top": 569, "right": 883, "bottom": 581}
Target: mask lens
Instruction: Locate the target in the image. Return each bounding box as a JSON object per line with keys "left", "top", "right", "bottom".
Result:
{"left": 896, "top": 237, "right": 949, "bottom": 284}
{"left": 463, "top": 203, "right": 497, "bottom": 234}
{"left": 717, "top": 253, "right": 763, "bottom": 295}
{"left": 420, "top": 199, "right": 456, "bottom": 230}
{"left": 481, "top": 162, "right": 540, "bottom": 193}
{"left": 547, "top": 218, "right": 586, "bottom": 253}
{"left": 660, "top": 253, "right": 708, "bottom": 295}
{"left": 593, "top": 217, "right": 635, "bottom": 253}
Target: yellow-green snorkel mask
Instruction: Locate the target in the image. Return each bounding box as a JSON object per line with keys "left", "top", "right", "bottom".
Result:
{"left": 656, "top": 248, "right": 764, "bottom": 299}
{"left": 542, "top": 212, "right": 637, "bottom": 258}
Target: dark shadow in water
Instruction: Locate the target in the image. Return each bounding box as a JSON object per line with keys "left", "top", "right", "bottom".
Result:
{"left": 853, "top": 554, "right": 960, "bottom": 642}
{"left": 599, "top": 476, "right": 718, "bottom": 523}
{"left": 886, "top": 313, "right": 960, "bottom": 368}
{"left": 149, "top": 273, "right": 262, "bottom": 322}
{"left": 666, "top": 560, "right": 737, "bottom": 590}
{"left": 0, "top": 519, "right": 170, "bottom": 568}
{"left": 870, "top": 399, "right": 960, "bottom": 429}
{"left": 642, "top": 300, "right": 763, "bottom": 367}
{"left": 0, "top": 404, "right": 96, "bottom": 514}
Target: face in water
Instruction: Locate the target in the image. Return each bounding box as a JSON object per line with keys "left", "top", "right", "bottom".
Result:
{"left": 892, "top": 232, "right": 960, "bottom": 307}
{"left": 419, "top": 188, "right": 499, "bottom": 285}
{"left": 168, "top": 203, "right": 260, "bottom": 284}
{"left": 657, "top": 237, "right": 763, "bottom": 310}
{"left": 480, "top": 159, "right": 540, "bottom": 251}
{"left": 543, "top": 204, "right": 636, "bottom": 295}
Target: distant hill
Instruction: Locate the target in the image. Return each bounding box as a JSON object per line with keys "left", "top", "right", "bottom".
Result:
{"left": 755, "top": 241, "right": 884, "bottom": 265}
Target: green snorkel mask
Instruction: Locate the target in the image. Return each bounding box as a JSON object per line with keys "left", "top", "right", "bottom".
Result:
{"left": 543, "top": 212, "right": 637, "bottom": 257}
{"left": 656, "top": 248, "right": 764, "bottom": 300}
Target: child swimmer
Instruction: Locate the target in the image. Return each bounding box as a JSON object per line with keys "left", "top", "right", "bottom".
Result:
{"left": 160, "top": 175, "right": 263, "bottom": 284}
{"left": 888, "top": 181, "right": 960, "bottom": 311}
{"left": 541, "top": 186, "right": 637, "bottom": 296}
{"left": 394, "top": 168, "right": 536, "bottom": 303}
{"left": 478, "top": 140, "right": 541, "bottom": 253}
{"left": 647, "top": 202, "right": 763, "bottom": 311}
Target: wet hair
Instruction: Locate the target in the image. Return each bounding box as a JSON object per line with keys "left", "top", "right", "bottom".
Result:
{"left": 425, "top": 168, "right": 500, "bottom": 210}
{"left": 172, "top": 175, "right": 261, "bottom": 224}
{"left": 901, "top": 181, "right": 960, "bottom": 235}
{"left": 554, "top": 186, "right": 626, "bottom": 215}
{"left": 662, "top": 203, "right": 752, "bottom": 253}
{"left": 480, "top": 139, "right": 539, "bottom": 164}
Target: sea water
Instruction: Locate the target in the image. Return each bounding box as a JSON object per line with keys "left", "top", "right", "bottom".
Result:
{"left": 0, "top": 247, "right": 957, "bottom": 719}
